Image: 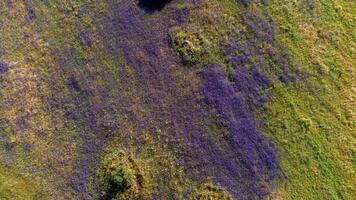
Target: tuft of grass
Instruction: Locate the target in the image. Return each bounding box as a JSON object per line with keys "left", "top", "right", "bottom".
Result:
{"left": 189, "top": 183, "right": 234, "bottom": 200}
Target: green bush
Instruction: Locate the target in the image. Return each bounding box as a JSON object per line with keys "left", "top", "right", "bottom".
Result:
{"left": 110, "top": 165, "right": 133, "bottom": 192}
{"left": 170, "top": 27, "right": 204, "bottom": 65}
{"left": 98, "top": 149, "right": 150, "bottom": 200}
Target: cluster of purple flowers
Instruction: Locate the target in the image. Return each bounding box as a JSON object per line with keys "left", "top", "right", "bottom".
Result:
{"left": 222, "top": 8, "right": 298, "bottom": 84}
{"left": 23, "top": 0, "right": 36, "bottom": 21}
{"left": 198, "top": 64, "right": 280, "bottom": 198}
{"left": 0, "top": 61, "right": 8, "bottom": 74}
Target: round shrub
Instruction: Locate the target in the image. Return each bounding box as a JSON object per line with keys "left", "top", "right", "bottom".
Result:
{"left": 110, "top": 165, "right": 133, "bottom": 192}
{"left": 98, "top": 149, "right": 149, "bottom": 200}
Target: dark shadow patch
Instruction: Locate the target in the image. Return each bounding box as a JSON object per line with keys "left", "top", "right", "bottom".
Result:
{"left": 138, "top": 0, "right": 172, "bottom": 12}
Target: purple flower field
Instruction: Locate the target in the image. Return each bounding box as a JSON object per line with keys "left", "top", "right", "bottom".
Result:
{"left": 0, "top": 0, "right": 354, "bottom": 199}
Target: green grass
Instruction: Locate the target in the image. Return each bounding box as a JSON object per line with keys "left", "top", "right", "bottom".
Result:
{"left": 0, "top": 164, "right": 49, "bottom": 200}
{"left": 263, "top": 0, "right": 355, "bottom": 199}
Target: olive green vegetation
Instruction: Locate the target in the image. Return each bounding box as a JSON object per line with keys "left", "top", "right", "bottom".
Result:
{"left": 0, "top": 164, "right": 49, "bottom": 200}
{"left": 111, "top": 166, "right": 134, "bottom": 191}
{"left": 189, "top": 183, "right": 234, "bottom": 200}
{"left": 98, "top": 149, "right": 150, "bottom": 200}
{"left": 263, "top": 0, "right": 355, "bottom": 199}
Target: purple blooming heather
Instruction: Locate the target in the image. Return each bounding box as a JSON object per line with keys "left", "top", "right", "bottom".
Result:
{"left": 13, "top": 0, "right": 286, "bottom": 199}
{"left": 96, "top": 2, "right": 281, "bottom": 198}
{"left": 198, "top": 64, "right": 280, "bottom": 199}
{"left": 23, "top": 0, "right": 36, "bottom": 21}
{"left": 0, "top": 61, "right": 8, "bottom": 74}
{"left": 88, "top": 1, "right": 282, "bottom": 198}
{"left": 78, "top": 29, "right": 93, "bottom": 47}
{"left": 232, "top": 64, "right": 271, "bottom": 108}
{"left": 223, "top": 8, "right": 298, "bottom": 84}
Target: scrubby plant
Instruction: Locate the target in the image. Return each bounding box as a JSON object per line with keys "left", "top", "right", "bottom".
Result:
{"left": 110, "top": 165, "right": 133, "bottom": 192}
{"left": 189, "top": 183, "right": 233, "bottom": 200}
{"left": 170, "top": 27, "right": 205, "bottom": 65}
{"left": 99, "top": 149, "right": 149, "bottom": 200}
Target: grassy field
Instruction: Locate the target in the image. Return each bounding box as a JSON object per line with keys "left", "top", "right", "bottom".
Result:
{"left": 264, "top": 0, "right": 355, "bottom": 199}
{"left": 0, "top": 0, "right": 354, "bottom": 199}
